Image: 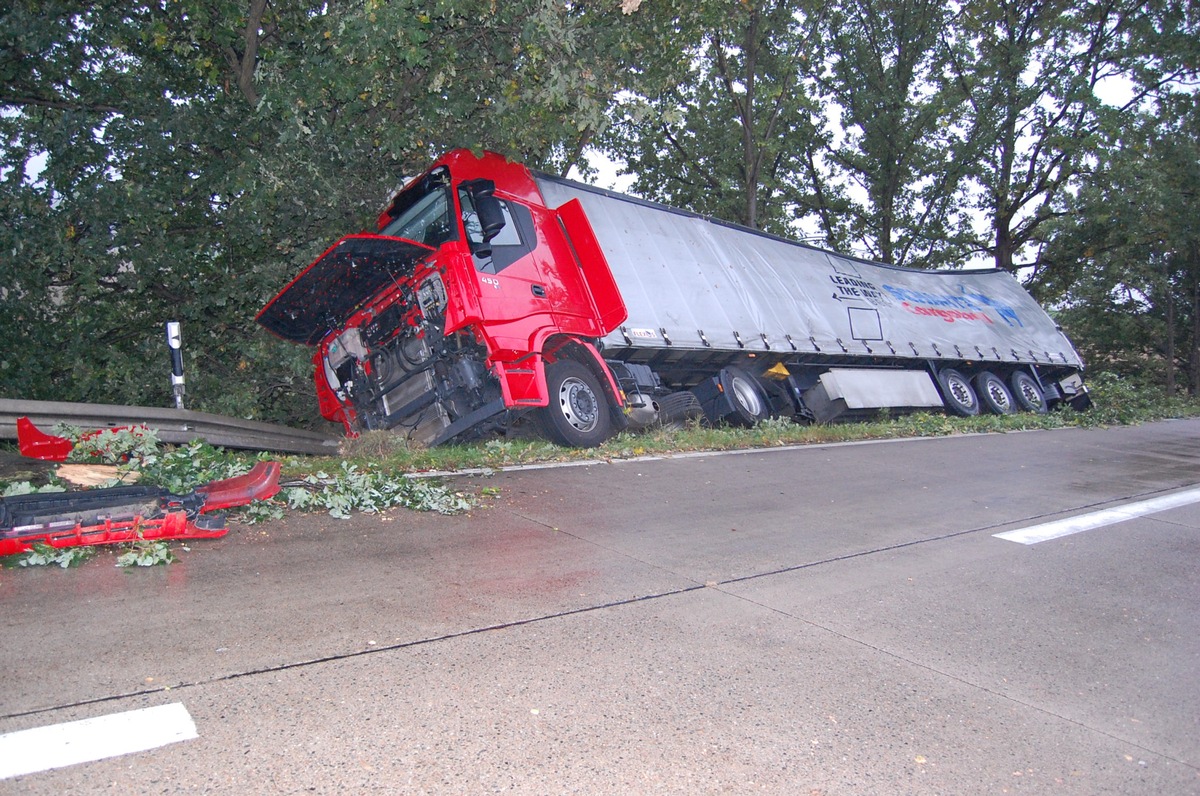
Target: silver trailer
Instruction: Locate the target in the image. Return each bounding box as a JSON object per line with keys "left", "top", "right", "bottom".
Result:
{"left": 536, "top": 175, "right": 1087, "bottom": 424}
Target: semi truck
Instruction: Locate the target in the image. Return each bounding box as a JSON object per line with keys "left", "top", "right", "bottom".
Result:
{"left": 258, "top": 149, "right": 1089, "bottom": 448}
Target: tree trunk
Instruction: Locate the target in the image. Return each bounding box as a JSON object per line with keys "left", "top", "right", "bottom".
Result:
{"left": 1191, "top": 270, "right": 1200, "bottom": 396}
{"left": 1165, "top": 285, "right": 1176, "bottom": 397}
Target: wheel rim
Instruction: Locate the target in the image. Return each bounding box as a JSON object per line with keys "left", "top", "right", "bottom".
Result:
{"left": 1017, "top": 379, "right": 1043, "bottom": 409}
{"left": 558, "top": 376, "right": 599, "bottom": 433}
{"left": 948, "top": 376, "right": 974, "bottom": 408}
{"left": 986, "top": 379, "right": 1012, "bottom": 411}
{"left": 731, "top": 376, "right": 763, "bottom": 417}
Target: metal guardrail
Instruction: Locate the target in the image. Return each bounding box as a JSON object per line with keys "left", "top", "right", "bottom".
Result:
{"left": 0, "top": 399, "right": 342, "bottom": 456}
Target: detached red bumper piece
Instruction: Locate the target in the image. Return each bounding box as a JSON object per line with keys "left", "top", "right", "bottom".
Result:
{"left": 0, "top": 461, "right": 281, "bottom": 557}
{"left": 16, "top": 416, "right": 75, "bottom": 462}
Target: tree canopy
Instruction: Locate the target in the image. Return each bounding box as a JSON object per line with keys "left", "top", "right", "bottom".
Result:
{"left": 1, "top": 0, "right": 1197, "bottom": 424}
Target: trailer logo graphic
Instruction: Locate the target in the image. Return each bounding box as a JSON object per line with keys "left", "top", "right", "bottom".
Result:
{"left": 828, "top": 273, "right": 892, "bottom": 307}
{"left": 882, "top": 284, "right": 1023, "bottom": 327}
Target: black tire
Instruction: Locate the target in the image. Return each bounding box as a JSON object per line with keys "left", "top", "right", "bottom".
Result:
{"left": 1010, "top": 370, "right": 1049, "bottom": 414}
{"left": 539, "top": 359, "right": 612, "bottom": 447}
{"left": 937, "top": 368, "right": 980, "bottom": 416}
{"left": 657, "top": 391, "right": 704, "bottom": 429}
{"left": 723, "top": 367, "right": 771, "bottom": 426}
{"left": 974, "top": 371, "right": 1016, "bottom": 415}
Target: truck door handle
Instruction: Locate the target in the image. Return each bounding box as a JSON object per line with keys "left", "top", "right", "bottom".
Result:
{"left": 531, "top": 284, "right": 546, "bottom": 298}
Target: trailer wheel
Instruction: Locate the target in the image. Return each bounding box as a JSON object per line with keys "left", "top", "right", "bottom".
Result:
{"left": 974, "top": 371, "right": 1016, "bottom": 415}
{"left": 723, "top": 367, "right": 771, "bottom": 426}
{"left": 1010, "top": 371, "right": 1048, "bottom": 414}
{"left": 540, "top": 359, "right": 612, "bottom": 447}
{"left": 937, "top": 368, "right": 980, "bottom": 416}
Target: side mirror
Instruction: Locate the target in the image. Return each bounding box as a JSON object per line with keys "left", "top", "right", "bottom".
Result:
{"left": 475, "top": 194, "right": 505, "bottom": 243}
{"left": 461, "top": 179, "right": 506, "bottom": 255}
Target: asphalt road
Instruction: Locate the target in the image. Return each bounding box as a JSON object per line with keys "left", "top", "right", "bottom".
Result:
{"left": 1, "top": 420, "right": 1198, "bottom": 794}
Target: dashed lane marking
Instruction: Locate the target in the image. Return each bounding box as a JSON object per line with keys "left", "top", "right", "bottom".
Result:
{"left": 0, "top": 702, "right": 197, "bottom": 779}
{"left": 994, "top": 486, "right": 1200, "bottom": 545}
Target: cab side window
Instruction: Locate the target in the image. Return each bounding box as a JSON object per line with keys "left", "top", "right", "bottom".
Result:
{"left": 460, "top": 191, "right": 536, "bottom": 273}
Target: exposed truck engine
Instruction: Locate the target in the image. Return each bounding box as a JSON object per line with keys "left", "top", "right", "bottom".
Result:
{"left": 258, "top": 149, "right": 1087, "bottom": 447}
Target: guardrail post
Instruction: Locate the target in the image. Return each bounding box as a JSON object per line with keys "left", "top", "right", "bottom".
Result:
{"left": 166, "top": 321, "right": 186, "bottom": 410}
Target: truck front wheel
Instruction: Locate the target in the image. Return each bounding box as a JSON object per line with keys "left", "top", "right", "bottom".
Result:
{"left": 540, "top": 359, "right": 612, "bottom": 447}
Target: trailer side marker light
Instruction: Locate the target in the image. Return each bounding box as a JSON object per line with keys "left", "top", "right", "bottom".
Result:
{"left": 994, "top": 486, "right": 1200, "bottom": 544}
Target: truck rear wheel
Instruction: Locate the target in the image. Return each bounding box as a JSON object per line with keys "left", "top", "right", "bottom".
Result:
{"left": 723, "top": 367, "right": 771, "bottom": 426}
{"left": 1010, "top": 370, "right": 1048, "bottom": 414}
{"left": 937, "top": 368, "right": 980, "bottom": 416}
{"left": 974, "top": 371, "right": 1016, "bottom": 415}
{"left": 540, "top": 359, "right": 612, "bottom": 447}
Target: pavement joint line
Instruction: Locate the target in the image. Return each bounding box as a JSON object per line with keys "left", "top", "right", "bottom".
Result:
{"left": 0, "top": 585, "right": 707, "bottom": 724}
{"left": 8, "top": 472, "right": 1188, "bottom": 728}
{"left": 993, "top": 484, "right": 1200, "bottom": 544}
{"left": 0, "top": 703, "right": 198, "bottom": 780}
{"left": 1, "top": 481, "right": 1148, "bottom": 724}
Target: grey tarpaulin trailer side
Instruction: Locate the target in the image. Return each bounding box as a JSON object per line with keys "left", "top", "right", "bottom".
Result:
{"left": 534, "top": 173, "right": 1087, "bottom": 422}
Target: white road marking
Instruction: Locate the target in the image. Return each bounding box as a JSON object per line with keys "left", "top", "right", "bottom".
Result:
{"left": 0, "top": 702, "right": 197, "bottom": 780}
{"left": 994, "top": 486, "right": 1200, "bottom": 545}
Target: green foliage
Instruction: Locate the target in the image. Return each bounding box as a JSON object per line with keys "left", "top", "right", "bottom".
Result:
{"left": 1, "top": 0, "right": 1198, "bottom": 425}
{"left": 15, "top": 542, "right": 94, "bottom": 569}
{"left": 135, "top": 441, "right": 257, "bottom": 494}
{"left": 1037, "top": 95, "right": 1200, "bottom": 395}
{"left": 59, "top": 424, "right": 161, "bottom": 465}
{"left": 116, "top": 538, "right": 178, "bottom": 567}
{"left": 2, "top": 481, "right": 66, "bottom": 498}
{"left": 603, "top": 0, "right": 827, "bottom": 237}
{"left": 0, "top": 0, "right": 666, "bottom": 424}
{"left": 284, "top": 462, "right": 473, "bottom": 518}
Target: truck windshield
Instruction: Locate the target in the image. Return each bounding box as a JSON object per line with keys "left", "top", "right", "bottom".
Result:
{"left": 380, "top": 178, "right": 456, "bottom": 248}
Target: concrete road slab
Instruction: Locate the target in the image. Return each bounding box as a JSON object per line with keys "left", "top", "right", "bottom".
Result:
{"left": 2, "top": 588, "right": 1192, "bottom": 794}
{"left": 0, "top": 505, "right": 697, "bottom": 715}
{"left": 1, "top": 420, "right": 1198, "bottom": 793}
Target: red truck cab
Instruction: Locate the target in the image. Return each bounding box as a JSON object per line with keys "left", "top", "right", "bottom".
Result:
{"left": 258, "top": 150, "right": 628, "bottom": 447}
